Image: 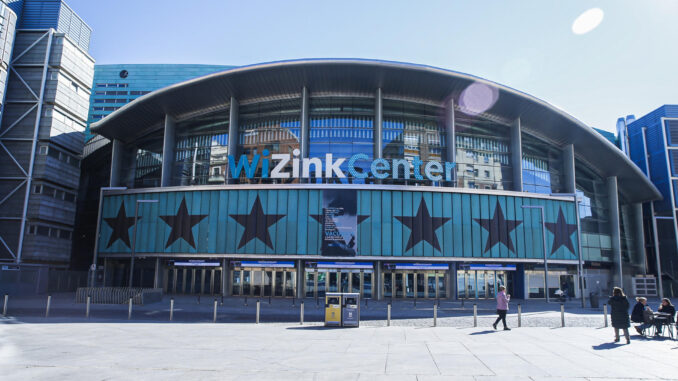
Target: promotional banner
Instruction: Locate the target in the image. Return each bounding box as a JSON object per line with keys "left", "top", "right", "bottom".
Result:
{"left": 321, "top": 189, "right": 358, "bottom": 256}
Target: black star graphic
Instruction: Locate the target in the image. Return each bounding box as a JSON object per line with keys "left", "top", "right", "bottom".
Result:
{"left": 230, "top": 196, "right": 285, "bottom": 249}
{"left": 160, "top": 198, "right": 208, "bottom": 249}
{"left": 474, "top": 201, "right": 522, "bottom": 253}
{"left": 395, "top": 198, "right": 450, "bottom": 252}
{"left": 103, "top": 202, "right": 138, "bottom": 248}
{"left": 545, "top": 207, "right": 578, "bottom": 254}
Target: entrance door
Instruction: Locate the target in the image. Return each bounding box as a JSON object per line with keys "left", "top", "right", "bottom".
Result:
{"left": 416, "top": 273, "right": 425, "bottom": 298}
{"left": 395, "top": 273, "right": 404, "bottom": 298}
{"left": 340, "top": 271, "right": 349, "bottom": 293}
{"left": 427, "top": 274, "right": 436, "bottom": 298}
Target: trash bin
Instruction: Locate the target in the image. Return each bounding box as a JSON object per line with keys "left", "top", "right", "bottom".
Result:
{"left": 341, "top": 293, "right": 360, "bottom": 327}
{"left": 589, "top": 292, "right": 599, "bottom": 308}
{"left": 324, "top": 292, "right": 342, "bottom": 327}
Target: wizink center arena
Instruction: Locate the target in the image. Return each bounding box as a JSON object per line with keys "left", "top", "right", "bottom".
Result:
{"left": 90, "top": 59, "right": 659, "bottom": 301}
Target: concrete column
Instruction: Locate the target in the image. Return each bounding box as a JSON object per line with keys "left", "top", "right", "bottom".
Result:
{"left": 632, "top": 203, "right": 647, "bottom": 274}
{"left": 222, "top": 258, "right": 230, "bottom": 296}
{"left": 153, "top": 257, "right": 160, "bottom": 289}
{"left": 300, "top": 87, "right": 309, "bottom": 159}
{"left": 110, "top": 139, "right": 124, "bottom": 187}
{"left": 375, "top": 260, "right": 382, "bottom": 300}
{"left": 607, "top": 176, "right": 623, "bottom": 287}
{"left": 562, "top": 144, "right": 576, "bottom": 193}
{"left": 374, "top": 88, "right": 383, "bottom": 159}
{"left": 160, "top": 115, "right": 176, "bottom": 187}
{"left": 296, "top": 259, "right": 304, "bottom": 299}
{"left": 226, "top": 97, "right": 239, "bottom": 184}
{"left": 445, "top": 98, "right": 456, "bottom": 186}
{"left": 448, "top": 262, "right": 456, "bottom": 300}
{"left": 511, "top": 118, "right": 523, "bottom": 191}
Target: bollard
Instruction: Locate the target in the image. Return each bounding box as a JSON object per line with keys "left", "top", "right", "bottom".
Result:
{"left": 473, "top": 304, "right": 477, "bottom": 327}
{"left": 197, "top": 295, "right": 200, "bottom": 304}
{"left": 461, "top": 297, "right": 465, "bottom": 308}
{"left": 387, "top": 303, "right": 391, "bottom": 327}
{"left": 269, "top": 295, "right": 271, "bottom": 305}
{"left": 414, "top": 298, "right": 417, "bottom": 308}
{"left": 220, "top": 295, "right": 224, "bottom": 306}
{"left": 213, "top": 299, "right": 218, "bottom": 323}
{"left": 517, "top": 304, "right": 522, "bottom": 327}
{"left": 433, "top": 304, "right": 437, "bottom": 327}
{"left": 244, "top": 296, "right": 247, "bottom": 307}
{"left": 560, "top": 303, "right": 565, "bottom": 327}
{"left": 86, "top": 296, "right": 91, "bottom": 318}
{"left": 128, "top": 298, "right": 133, "bottom": 320}
{"left": 603, "top": 304, "right": 608, "bottom": 328}
{"left": 2, "top": 294, "right": 7, "bottom": 317}
{"left": 316, "top": 297, "right": 319, "bottom": 308}
{"left": 300, "top": 301, "right": 304, "bottom": 325}
{"left": 365, "top": 298, "right": 368, "bottom": 309}
{"left": 256, "top": 300, "right": 260, "bottom": 324}
{"left": 292, "top": 297, "right": 295, "bottom": 307}
{"left": 45, "top": 295, "right": 51, "bottom": 318}
{"left": 169, "top": 298, "right": 174, "bottom": 321}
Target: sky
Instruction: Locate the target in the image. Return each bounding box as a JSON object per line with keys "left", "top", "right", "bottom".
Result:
{"left": 66, "top": 0, "right": 678, "bottom": 133}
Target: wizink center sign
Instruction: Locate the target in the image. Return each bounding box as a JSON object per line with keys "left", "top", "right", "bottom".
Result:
{"left": 228, "top": 149, "right": 456, "bottom": 182}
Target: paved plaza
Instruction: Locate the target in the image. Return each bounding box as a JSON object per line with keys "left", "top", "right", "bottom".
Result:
{"left": 1, "top": 297, "right": 677, "bottom": 380}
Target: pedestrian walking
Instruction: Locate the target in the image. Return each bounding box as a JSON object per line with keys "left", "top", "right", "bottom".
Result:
{"left": 492, "top": 285, "right": 510, "bottom": 331}
{"left": 607, "top": 287, "right": 630, "bottom": 344}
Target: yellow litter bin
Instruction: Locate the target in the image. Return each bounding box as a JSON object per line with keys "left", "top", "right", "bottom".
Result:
{"left": 324, "top": 292, "right": 342, "bottom": 327}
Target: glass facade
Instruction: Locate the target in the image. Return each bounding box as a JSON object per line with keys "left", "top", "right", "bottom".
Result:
{"left": 382, "top": 99, "right": 446, "bottom": 186}
{"left": 309, "top": 96, "right": 374, "bottom": 184}
{"left": 575, "top": 160, "right": 612, "bottom": 262}
{"left": 173, "top": 111, "right": 229, "bottom": 186}
{"left": 455, "top": 116, "right": 512, "bottom": 190}
{"left": 237, "top": 98, "right": 301, "bottom": 184}
{"left": 522, "top": 132, "right": 563, "bottom": 194}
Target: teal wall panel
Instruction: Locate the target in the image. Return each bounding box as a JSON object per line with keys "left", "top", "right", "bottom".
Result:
{"left": 99, "top": 188, "right": 580, "bottom": 261}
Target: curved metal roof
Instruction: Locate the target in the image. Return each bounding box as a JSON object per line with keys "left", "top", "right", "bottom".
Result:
{"left": 91, "top": 58, "right": 660, "bottom": 203}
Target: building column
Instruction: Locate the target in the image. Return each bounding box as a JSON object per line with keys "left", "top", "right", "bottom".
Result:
{"left": 448, "top": 262, "right": 456, "bottom": 300}
{"left": 300, "top": 87, "right": 310, "bottom": 159}
{"left": 110, "top": 139, "right": 124, "bottom": 187}
{"left": 375, "top": 260, "right": 382, "bottom": 300}
{"left": 296, "top": 259, "right": 304, "bottom": 299}
{"left": 374, "top": 88, "right": 383, "bottom": 160}
{"left": 511, "top": 118, "right": 523, "bottom": 191}
{"left": 562, "top": 144, "right": 576, "bottom": 193}
{"left": 160, "top": 115, "right": 176, "bottom": 187}
{"left": 226, "top": 97, "right": 239, "bottom": 183}
{"left": 444, "top": 98, "right": 456, "bottom": 186}
{"left": 153, "top": 257, "right": 160, "bottom": 289}
{"left": 222, "top": 258, "right": 230, "bottom": 297}
{"left": 632, "top": 203, "right": 647, "bottom": 275}
{"left": 607, "top": 176, "right": 623, "bottom": 288}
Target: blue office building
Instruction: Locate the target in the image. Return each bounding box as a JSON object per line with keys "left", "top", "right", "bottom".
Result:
{"left": 86, "top": 64, "right": 234, "bottom": 141}
{"left": 626, "top": 105, "right": 678, "bottom": 297}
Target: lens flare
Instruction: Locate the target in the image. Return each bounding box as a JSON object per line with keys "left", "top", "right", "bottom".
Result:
{"left": 459, "top": 82, "right": 499, "bottom": 116}
{"left": 572, "top": 8, "right": 604, "bottom": 35}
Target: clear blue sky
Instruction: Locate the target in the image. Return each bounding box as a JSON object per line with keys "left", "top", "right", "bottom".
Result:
{"left": 66, "top": 0, "right": 678, "bottom": 132}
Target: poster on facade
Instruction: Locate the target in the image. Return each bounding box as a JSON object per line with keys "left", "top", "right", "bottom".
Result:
{"left": 321, "top": 189, "right": 357, "bottom": 256}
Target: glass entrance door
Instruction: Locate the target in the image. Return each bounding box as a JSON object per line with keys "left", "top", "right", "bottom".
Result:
{"left": 230, "top": 268, "right": 296, "bottom": 298}
{"left": 166, "top": 266, "right": 222, "bottom": 295}
{"left": 304, "top": 268, "right": 373, "bottom": 299}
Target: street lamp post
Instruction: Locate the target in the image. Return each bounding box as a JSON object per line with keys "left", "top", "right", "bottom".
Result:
{"left": 522, "top": 205, "right": 549, "bottom": 303}
{"left": 90, "top": 186, "right": 127, "bottom": 287}
{"left": 129, "top": 199, "right": 158, "bottom": 288}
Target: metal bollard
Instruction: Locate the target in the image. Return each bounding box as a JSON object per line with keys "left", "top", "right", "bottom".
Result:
{"left": 603, "top": 304, "right": 608, "bottom": 327}
{"left": 213, "top": 299, "right": 218, "bottom": 323}
{"left": 169, "top": 298, "right": 174, "bottom": 321}
{"left": 269, "top": 295, "right": 271, "bottom": 305}
{"left": 300, "top": 301, "right": 304, "bottom": 325}
{"left": 387, "top": 303, "right": 391, "bottom": 326}
{"left": 197, "top": 295, "right": 200, "bottom": 304}
{"left": 2, "top": 294, "right": 8, "bottom": 317}
{"left": 316, "top": 297, "right": 319, "bottom": 308}
{"left": 244, "top": 296, "right": 247, "bottom": 306}
{"left": 365, "top": 298, "right": 368, "bottom": 308}
{"left": 433, "top": 304, "right": 437, "bottom": 327}
{"left": 256, "top": 300, "right": 260, "bottom": 324}
{"left": 517, "top": 304, "right": 522, "bottom": 327}
{"left": 220, "top": 295, "right": 224, "bottom": 306}
{"left": 86, "top": 296, "right": 91, "bottom": 318}
{"left": 45, "top": 295, "right": 51, "bottom": 318}
{"left": 128, "top": 298, "right": 133, "bottom": 320}
{"left": 473, "top": 303, "right": 477, "bottom": 327}
{"left": 292, "top": 297, "right": 295, "bottom": 307}
{"left": 414, "top": 298, "right": 417, "bottom": 307}
{"left": 560, "top": 303, "right": 565, "bottom": 327}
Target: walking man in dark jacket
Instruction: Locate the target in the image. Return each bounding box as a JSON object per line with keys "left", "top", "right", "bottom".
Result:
{"left": 608, "top": 287, "right": 630, "bottom": 344}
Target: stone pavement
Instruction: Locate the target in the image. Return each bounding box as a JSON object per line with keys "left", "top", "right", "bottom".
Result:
{"left": 1, "top": 318, "right": 677, "bottom": 380}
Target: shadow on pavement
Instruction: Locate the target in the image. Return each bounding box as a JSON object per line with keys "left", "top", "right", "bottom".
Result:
{"left": 592, "top": 342, "right": 625, "bottom": 350}
{"left": 469, "top": 330, "right": 496, "bottom": 335}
